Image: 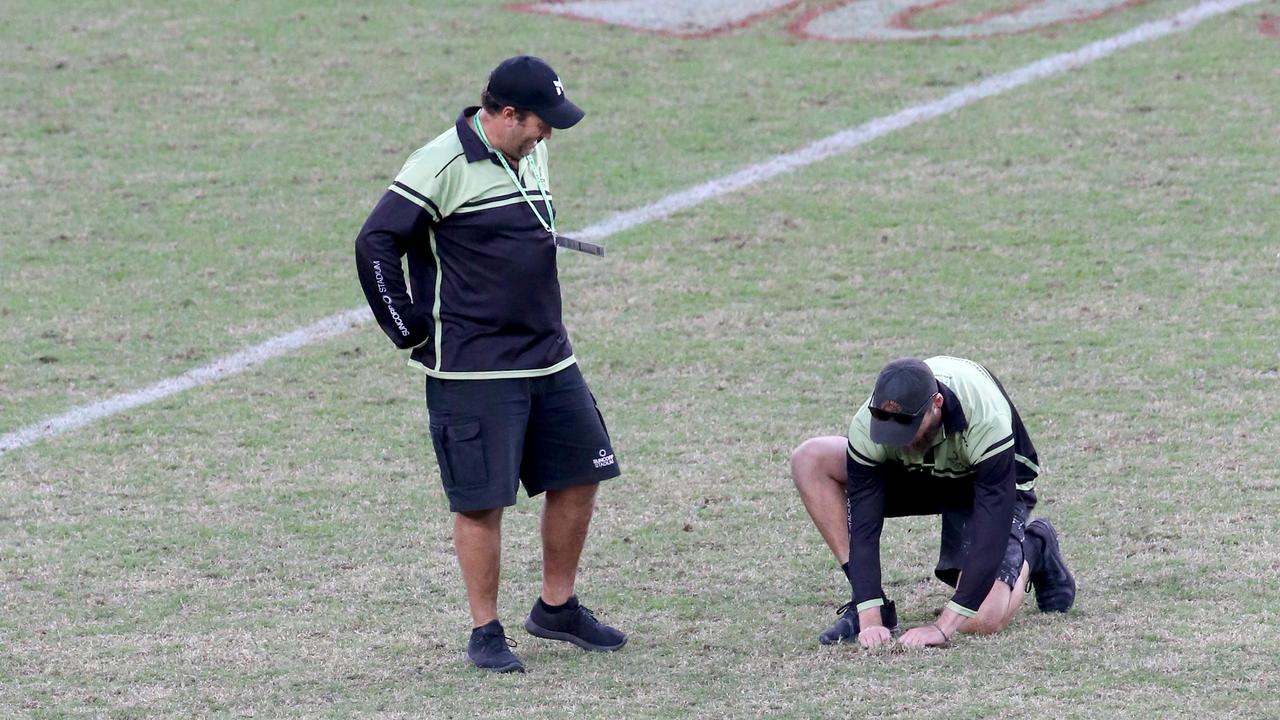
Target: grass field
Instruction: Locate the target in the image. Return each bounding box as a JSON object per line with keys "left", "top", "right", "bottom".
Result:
{"left": 2, "top": 0, "right": 1278, "bottom": 717}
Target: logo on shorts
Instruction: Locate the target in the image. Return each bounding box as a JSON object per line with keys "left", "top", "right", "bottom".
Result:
{"left": 593, "top": 448, "right": 615, "bottom": 469}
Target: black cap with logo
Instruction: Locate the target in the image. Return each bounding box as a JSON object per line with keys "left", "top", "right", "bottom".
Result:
{"left": 486, "top": 55, "right": 585, "bottom": 129}
{"left": 868, "top": 358, "right": 939, "bottom": 447}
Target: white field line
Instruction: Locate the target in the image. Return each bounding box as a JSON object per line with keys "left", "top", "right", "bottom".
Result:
{"left": 0, "top": 309, "right": 371, "bottom": 455}
{"left": 0, "top": 0, "right": 1258, "bottom": 457}
{"left": 574, "top": 0, "right": 1261, "bottom": 242}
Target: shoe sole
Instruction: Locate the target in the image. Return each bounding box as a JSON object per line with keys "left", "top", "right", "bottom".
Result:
{"left": 523, "top": 616, "right": 627, "bottom": 652}
{"left": 1029, "top": 519, "right": 1076, "bottom": 613}
{"left": 466, "top": 656, "right": 525, "bottom": 673}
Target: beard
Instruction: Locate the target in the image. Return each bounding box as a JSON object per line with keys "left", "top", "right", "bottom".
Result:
{"left": 906, "top": 423, "right": 940, "bottom": 455}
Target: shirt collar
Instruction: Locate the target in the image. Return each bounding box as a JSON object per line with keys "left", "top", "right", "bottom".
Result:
{"left": 457, "top": 106, "right": 501, "bottom": 165}
{"left": 937, "top": 381, "right": 968, "bottom": 435}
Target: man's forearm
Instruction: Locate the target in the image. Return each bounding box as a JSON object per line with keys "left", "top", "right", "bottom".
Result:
{"left": 846, "top": 462, "right": 888, "bottom": 607}
{"left": 353, "top": 192, "right": 433, "bottom": 349}
{"left": 858, "top": 606, "right": 887, "bottom": 629}
{"left": 934, "top": 607, "right": 966, "bottom": 636}
{"left": 950, "top": 451, "right": 1017, "bottom": 611}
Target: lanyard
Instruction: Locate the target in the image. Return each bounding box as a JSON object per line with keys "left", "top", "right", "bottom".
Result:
{"left": 472, "top": 112, "right": 555, "bottom": 237}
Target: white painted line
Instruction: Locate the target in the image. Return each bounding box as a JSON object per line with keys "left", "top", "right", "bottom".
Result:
{"left": 0, "top": 309, "right": 371, "bottom": 455}
{"left": 575, "top": 0, "right": 1261, "bottom": 242}
{"left": 0, "top": 0, "right": 1258, "bottom": 457}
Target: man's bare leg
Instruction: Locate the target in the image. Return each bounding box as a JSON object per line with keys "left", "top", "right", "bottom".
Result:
{"left": 960, "top": 561, "right": 1031, "bottom": 635}
{"left": 899, "top": 563, "right": 1031, "bottom": 646}
{"left": 524, "top": 482, "right": 626, "bottom": 652}
{"left": 790, "top": 436, "right": 851, "bottom": 564}
{"left": 540, "top": 482, "right": 598, "bottom": 605}
{"left": 455, "top": 508, "right": 504, "bottom": 628}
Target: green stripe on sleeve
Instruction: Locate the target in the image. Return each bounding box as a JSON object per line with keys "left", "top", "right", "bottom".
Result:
{"left": 974, "top": 437, "right": 1014, "bottom": 464}
{"left": 856, "top": 598, "right": 885, "bottom": 613}
{"left": 1015, "top": 453, "right": 1040, "bottom": 474}
{"left": 388, "top": 184, "right": 442, "bottom": 221}
{"left": 847, "top": 444, "right": 878, "bottom": 466}
{"left": 982, "top": 433, "right": 1015, "bottom": 456}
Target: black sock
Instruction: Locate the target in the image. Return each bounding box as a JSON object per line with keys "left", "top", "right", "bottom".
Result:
{"left": 841, "top": 562, "right": 890, "bottom": 605}
{"left": 539, "top": 595, "right": 579, "bottom": 614}
{"left": 840, "top": 562, "right": 859, "bottom": 604}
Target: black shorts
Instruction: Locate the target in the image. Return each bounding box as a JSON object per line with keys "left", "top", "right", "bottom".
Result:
{"left": 425, "top": 364, "right": 620, "bottom": 513}
{"left": 936, "top": 498, "right": 1030, "bottom": 590}
{"left": 871, "top": 461, "right": 1037, "bottom": 590}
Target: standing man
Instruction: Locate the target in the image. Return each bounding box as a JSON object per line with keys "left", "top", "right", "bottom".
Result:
{"left": 790, "top": 356, "right": 1076, "bottom": 648}
{"left": 354, "top": 56, "right": 625, "bottom": 673}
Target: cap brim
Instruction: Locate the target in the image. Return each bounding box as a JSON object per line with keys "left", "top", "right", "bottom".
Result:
{"left": 539, "top": 99, "right": 585, "bottom": 129}
{"left": 869, "top": 412, "right": 925, "bottom": 447}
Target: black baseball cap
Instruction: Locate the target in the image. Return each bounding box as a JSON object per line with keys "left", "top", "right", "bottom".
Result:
{"left": 868, "top": 358, "right": 939, "bottom": 447}
{"left": 485, "top": 55, "right": 585, "bottom": 130}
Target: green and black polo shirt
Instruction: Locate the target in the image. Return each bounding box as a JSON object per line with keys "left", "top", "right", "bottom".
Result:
{"left": 355, "top": 107, "right": 574, "bottom": 379}
{"left": 846, "top": 356, "right": 1041, "bottom": 617}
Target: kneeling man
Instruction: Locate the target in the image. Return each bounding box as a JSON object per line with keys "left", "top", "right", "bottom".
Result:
{"left": 792, "top": 356, "right": 1076, "bottom": 648}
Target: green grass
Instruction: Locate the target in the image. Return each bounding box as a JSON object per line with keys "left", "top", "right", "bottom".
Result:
{"left": 2, "top": 0, "right": 1278, "bottom": 717}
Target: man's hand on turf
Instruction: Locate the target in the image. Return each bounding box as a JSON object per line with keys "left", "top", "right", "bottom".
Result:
{"left": 858, "top": 624, "right": 892, "bottom": 648}
{"left": 856, "top": 606, "right": 892, "bottom": 648}
{"left": 899, "top": 624, "right": 949, "bottom": 648}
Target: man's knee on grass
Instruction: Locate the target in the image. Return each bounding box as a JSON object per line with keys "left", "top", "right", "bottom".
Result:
{"left": 961, "top": 582, "right": 1016, "bottom": 635}
{"left": 961, "top": 613, "right": 1007, "bottom": 636}
{"left": 790, "top": 437, "right": 844, "bottom": 488}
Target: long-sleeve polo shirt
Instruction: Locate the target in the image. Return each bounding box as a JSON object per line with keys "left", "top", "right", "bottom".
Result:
{"left": 846, "top": 356, "right": 1041, "bottom": 617}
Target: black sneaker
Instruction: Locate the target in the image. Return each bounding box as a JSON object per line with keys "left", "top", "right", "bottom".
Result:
{"left": 466, "top": 619, "right": 525, "bottom": 673}
{"left": 524, "top": 596, "right": 627, "bottom": 652}
{"left": 1026, "top": 519, "right": 1076, "bottom": 613}
{"left": 819, "top": 599, "right": 898, "bottom": 645}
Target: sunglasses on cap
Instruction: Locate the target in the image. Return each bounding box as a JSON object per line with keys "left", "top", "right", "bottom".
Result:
{"left": 868, "top": 393, "right": 936, "bottom": 424}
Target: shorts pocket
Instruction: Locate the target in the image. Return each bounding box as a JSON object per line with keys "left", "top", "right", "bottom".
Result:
{"left": 587, "top": 391, "right": 612, "bottom": 441}
{"left": 429, "top": 421, "right": 488, "bottom": 490}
